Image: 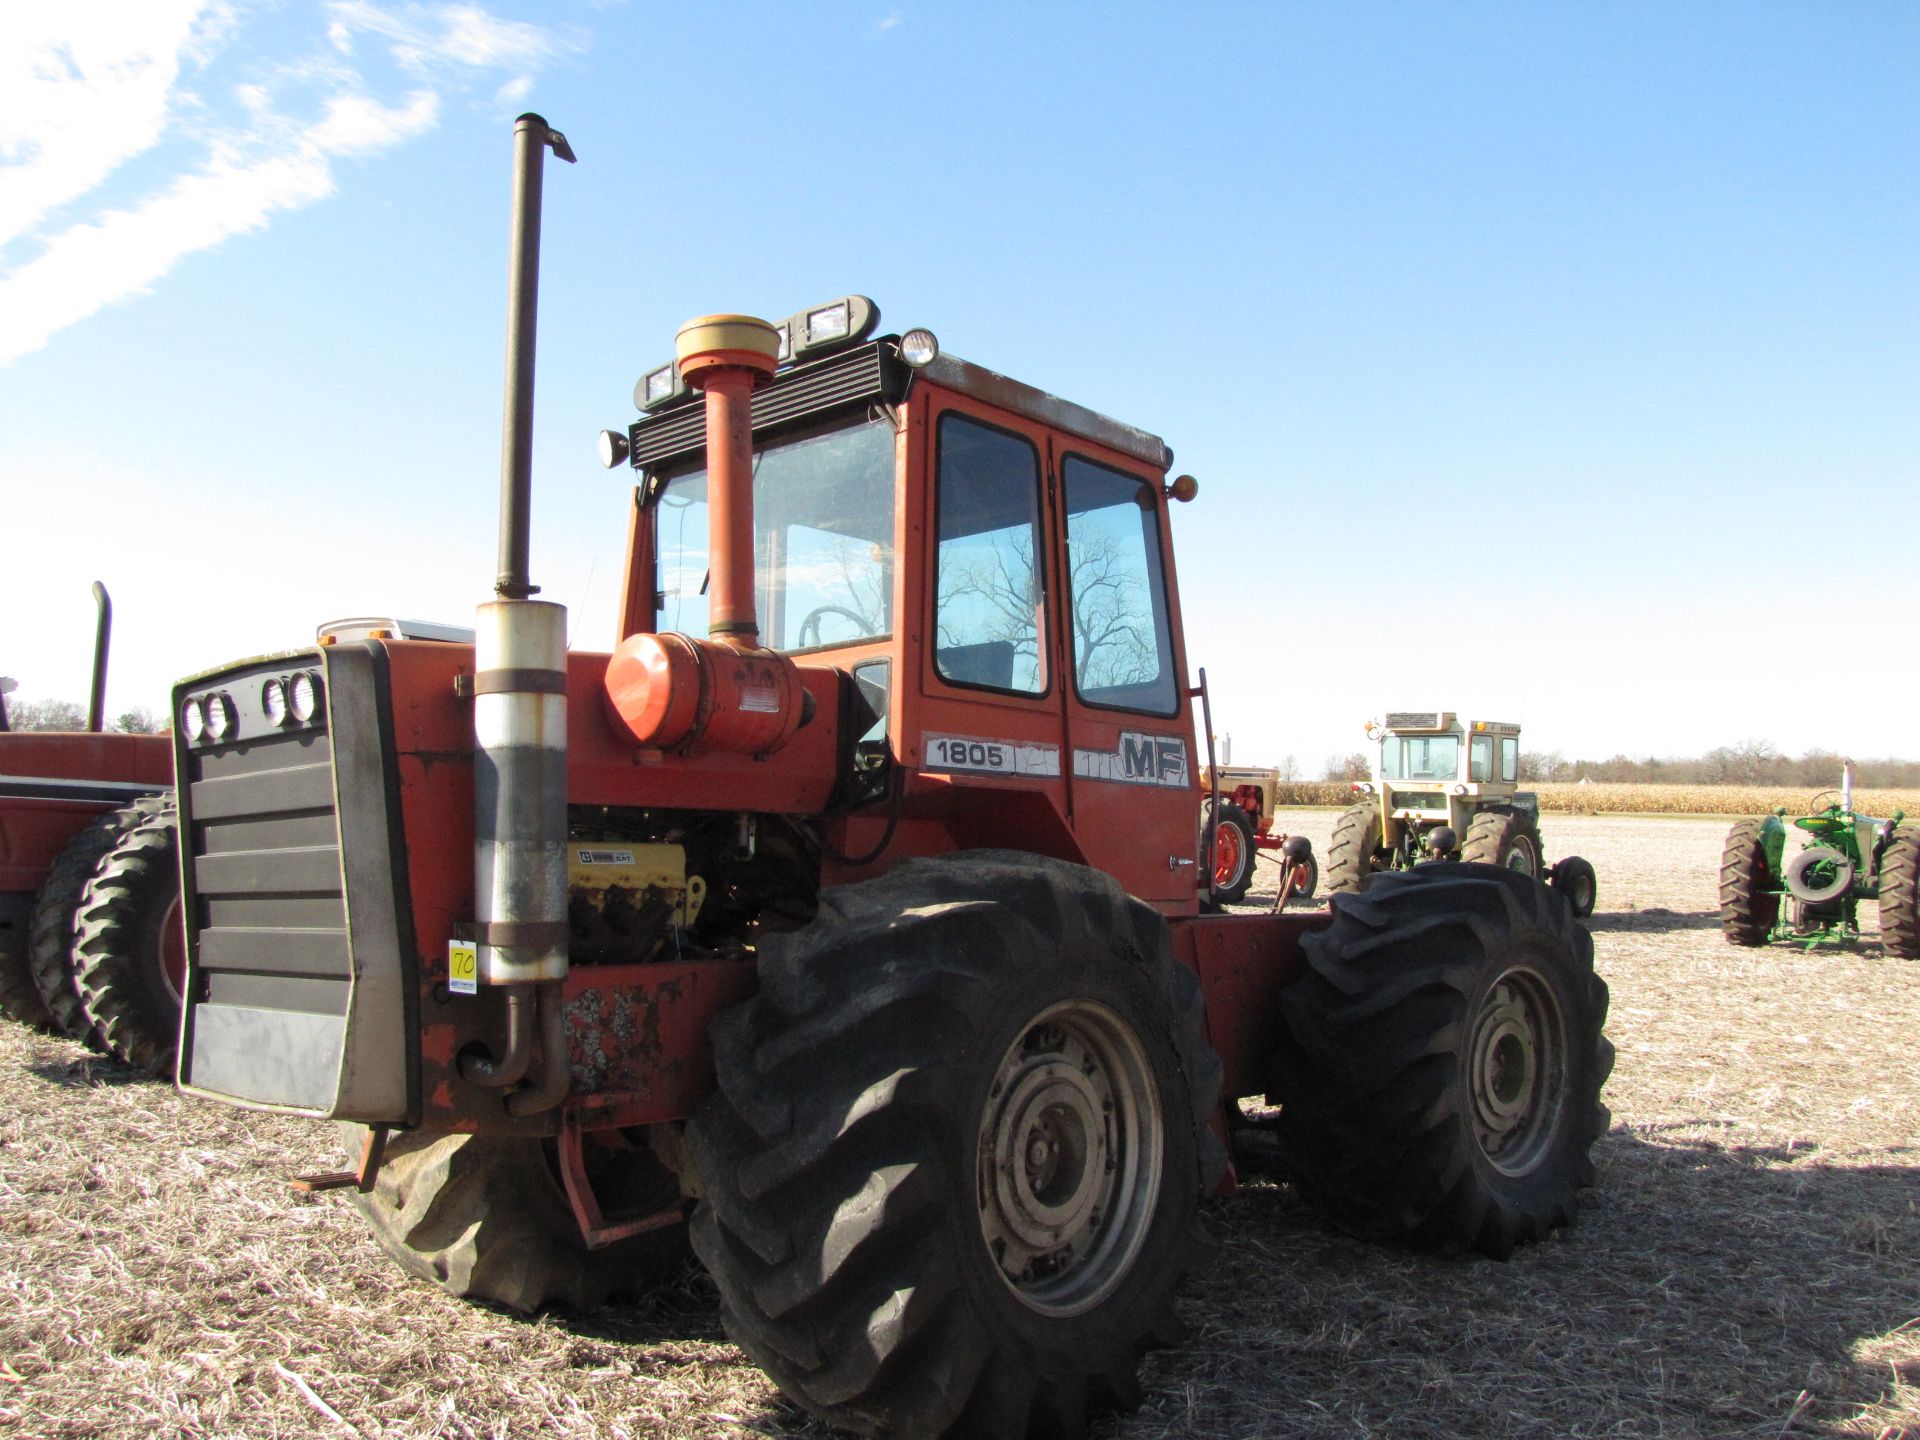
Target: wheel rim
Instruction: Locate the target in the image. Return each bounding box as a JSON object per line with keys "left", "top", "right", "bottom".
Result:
{"left": 977, "top": 1000, "right": 1163, "bottom": 1317}
{"left": 1212, "top": 824, "right": 1246, "bottom": 889}
{"left": 1503, "top": 835, "right": 1538, "bottom": 875}
{"left": 1466, "top": 967, "right": 1567, "bottom": 1176}
{"left": 160, "top": 895, "right": 188, "bottom": 1005}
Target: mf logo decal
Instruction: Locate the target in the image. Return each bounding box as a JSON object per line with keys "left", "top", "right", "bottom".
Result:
{"left": 1074, "top": 733, "right": 1190, "bottom": 789}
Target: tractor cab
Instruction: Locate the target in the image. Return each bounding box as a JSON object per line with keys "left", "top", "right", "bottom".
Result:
{"left": 1356, "top": 711, "right": 1528, "bottom": 840}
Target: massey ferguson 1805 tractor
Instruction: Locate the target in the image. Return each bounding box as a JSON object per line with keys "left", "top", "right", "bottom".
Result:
{"left": 166, "top": 119, "right": 1613, "bottom": 1438}
{"left": 0, "top": 584, "right": 184, "bottom": 1075}
{"left": 1324, "top": 711, "right": 1597, "bottom": 916}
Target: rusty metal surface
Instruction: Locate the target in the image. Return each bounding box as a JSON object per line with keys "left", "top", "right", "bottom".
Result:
{"left": 560, "top": 959, "right": 755, "bottom": 1118}
{"left": 1175, "top": 911, "right": 1330, "bottom": 1104}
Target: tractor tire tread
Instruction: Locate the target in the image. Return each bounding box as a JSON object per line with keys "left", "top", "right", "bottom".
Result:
{"left": 1719, "top": 818, "right": 1779, "bottom": 947}
{"left": 685, "top": 850, "right": 1220, "bottom": 1438}
{"left": 1271, "top": 863, "right": 1611, "bottom": 1260}
{"left": 72, "top": 796, "right": 182, "bottom": 1076}
{"left": 1878, "top": 830, "right": 1920, "bottom": 960}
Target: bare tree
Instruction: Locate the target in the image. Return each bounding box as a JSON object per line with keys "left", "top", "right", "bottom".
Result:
{"left": 1277, "top": 754, "right": 1301, "bottom": 782}
{"left": 7, "top": 698, "right": 86, "bottom": 731}
{"left": 1323, "top": 752, "right": 1370, "bottom": 782}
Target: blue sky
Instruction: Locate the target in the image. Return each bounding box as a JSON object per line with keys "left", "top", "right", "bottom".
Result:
{"left": 2, "top": 2, "right": 1915, "bottom": 771}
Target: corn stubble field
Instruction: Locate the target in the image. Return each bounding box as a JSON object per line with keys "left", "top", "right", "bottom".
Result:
{"left": 3, "top": 814, "right": 1916, "bottom": 1439}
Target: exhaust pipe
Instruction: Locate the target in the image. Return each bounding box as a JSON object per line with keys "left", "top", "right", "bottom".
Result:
{"left": 89, "top": 581, "right": 111, "bottom": 733}
{"left": 469, "top": 114, "right": 575, "bottom": 1114}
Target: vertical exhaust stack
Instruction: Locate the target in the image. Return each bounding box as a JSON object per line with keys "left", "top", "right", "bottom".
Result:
{"left": 88, "top": 581, "right": 111, "bottom": 733}
{"left": 470, "top": 115, "right": 574, "bottom": 1111}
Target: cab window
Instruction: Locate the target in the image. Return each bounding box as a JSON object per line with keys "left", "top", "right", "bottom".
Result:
{"left": 653, "top": 416, "right": 894, "bottom": 650}
{"left": 1470, "top": 735, "right": 1493, "bottom": 782}
{"left": 1501, "top": 736, "right": 1519, "bottom": 782}
{"left": 1061, "top": 455, "right": 1178, "bottom": 715}
{"left": 934, "top": 414, "right": 1045, "bottom": 694}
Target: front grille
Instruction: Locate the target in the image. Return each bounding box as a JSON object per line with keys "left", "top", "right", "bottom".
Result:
{"left": 175, "top": 643, "right": 414, "bottom": 1121}
{"left": 189, "top": 725, "right": 350, "bottom": 1018}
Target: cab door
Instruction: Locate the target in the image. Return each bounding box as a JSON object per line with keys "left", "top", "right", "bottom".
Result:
{"left": 911, "top": 400, "right": 1075, "bottom": 853}
{"left": 1049, "top": 445, "right": 1199, "bottom": 906}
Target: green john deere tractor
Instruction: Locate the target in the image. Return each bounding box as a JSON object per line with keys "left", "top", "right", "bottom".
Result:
{"left": 1720, "top": 765, "right": 1918, "bottom": 956}
{"left": 1323, "top": 711, "right": 1596, "bottom": 915}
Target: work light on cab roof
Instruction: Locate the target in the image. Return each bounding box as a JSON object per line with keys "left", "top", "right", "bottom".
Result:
{"left": 625, "top": 293, "right": 888, "bottom": 423}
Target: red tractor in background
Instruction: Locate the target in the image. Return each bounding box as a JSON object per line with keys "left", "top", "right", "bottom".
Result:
{"left": 165, "top": 118, "right": 1613, "bottom": 1439}
{"left": 0, "top": 584, "right": 186, "bottom": 1075}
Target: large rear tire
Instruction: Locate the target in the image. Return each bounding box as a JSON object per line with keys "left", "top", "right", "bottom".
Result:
{"left": 1879, "top": 831, "right": 1920, "bottom": 960}
{"left": 1324, "top": 801, "right": 1387, "bottom": 895}
{"left": 1461, "top": 806, "right": 1541, "bottom": 879}
{"left": 347, "top": 1127, "right": 691, "bottom": 1313}
{"left": 686, "top": 851, "right": 1223, "bottom": 1439}
{"left": 0, "top": 894, "right": 58, "bottom": 1030}
{"left": 1719, "top": 818, "right": 1779, "bottom": 946}
{"left": 72, "top": 797, "right": 184, "bottom": 1076}
{"left": 1272, "top": 863, "right": 1612, "bottom": 1259}
{"left": 1207, "top": 802, "right": 1256, "bottom": 905}
{"left": 29, "top": 804, "right": 152, "bottom": 1046}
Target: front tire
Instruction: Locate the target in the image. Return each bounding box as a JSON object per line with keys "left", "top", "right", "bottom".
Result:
{"left": 348, "top": 1127, "right": 691, "bottom": 1313}
{"left": 72, "top": 797, "right": 184, "bottom": 1076}
{"left": 1272, "top": 864, "right": 1612, "bottom": 1259}
{"left": 1719, "top": 818, "right": 1779, "bottom": 946}
{"left": 1549, "top": 854, "right": 1598, "bottom": 918}
{"left": 686, "top": 851, "right": 1223, "bottom": 1439}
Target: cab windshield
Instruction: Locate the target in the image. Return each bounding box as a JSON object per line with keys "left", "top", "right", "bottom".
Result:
{"left": 1382, "top": 734, "right": 1459, "bottom": 782}
{"left": 653, "top": 416, "right": 895, "bottom": 651}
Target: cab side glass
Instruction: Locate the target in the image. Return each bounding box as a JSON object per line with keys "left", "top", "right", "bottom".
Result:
{"left": 1062, "top": 455, "right": 1178, "bottom": 715}
{"left": 934, "top": 414, "right": 1045, "bottom": 694}
{"left": 1500, "top": 735, "right": 1519, "bottom": 782}
{"left": 1470, "top": 734, "right": 1493, "bottom": 782}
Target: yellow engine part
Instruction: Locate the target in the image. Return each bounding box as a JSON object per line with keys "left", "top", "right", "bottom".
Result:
{"left": 568, "top": 842, "right": 706, "bottom": 927}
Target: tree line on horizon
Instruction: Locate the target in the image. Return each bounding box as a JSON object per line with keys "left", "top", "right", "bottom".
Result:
{"left": 1310, "top": 739, "right": 1920, "bottom": 789}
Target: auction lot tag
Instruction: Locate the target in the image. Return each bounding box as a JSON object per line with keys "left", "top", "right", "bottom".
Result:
{"left": 448, "top": 940, "right": 478, "bottom": 995}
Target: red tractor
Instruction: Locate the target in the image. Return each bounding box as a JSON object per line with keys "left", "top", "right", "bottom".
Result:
{"left": 0, "top": 584, "right": 185, "bottom": 1075}
{"left": 167, "top": 118, "right": 1613, "bottom": 1438}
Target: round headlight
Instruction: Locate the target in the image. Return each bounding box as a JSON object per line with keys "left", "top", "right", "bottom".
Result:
{"left": 180, "top": 696, "right": 206, "bottom": 743}
{"left": 898, "top": 328, "right": 939, "bottom": 368}
{"left": 261, "top": 677, "right": 289, "bottom": 727}
{"left": 205, "top": 691, "right": 236, "bottom": 742}
{"left": 1453, "top": 784, "right": 1468, "bottom": 796}
{"left": 289, "top": 669, "right": 324, "bottom": 723}
{"left": 597, "top": 428, "right": 630, "bottom": 469}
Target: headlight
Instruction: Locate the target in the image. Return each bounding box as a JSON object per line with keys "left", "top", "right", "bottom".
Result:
{"left": 899, "top": 328, "right": 939, "bottom": 367}
{"left": 289, "top": 670, "right": 324, "bottom": 724}
{"left": 597, "top": 429, "right": 631, "bottom": 469}
{"left": 1454, "top": 784, "right": 1468, "bottom": 796}
{"left": 261, "top": 678, "right": 289, "bottom": 727}
{"left": 180, "top": 696, "right": 206, "bottom": 743}
{"left": 205, "top": 691, "right": 236, "bottom": 742}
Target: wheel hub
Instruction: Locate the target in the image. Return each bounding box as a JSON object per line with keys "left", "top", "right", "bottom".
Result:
{"left": 1467, "top": 971, "right": 1566, "bottom": 1175}
{"left": 977, "top": 1003, "right": 1162, "bottom": 1317}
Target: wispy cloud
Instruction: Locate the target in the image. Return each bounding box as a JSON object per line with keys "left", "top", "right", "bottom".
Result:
{"left": 0, "top": 1, "right": 575, "bottom": 366}
{"left": 872, "top": 10, "right": 905, "bottom": 35}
